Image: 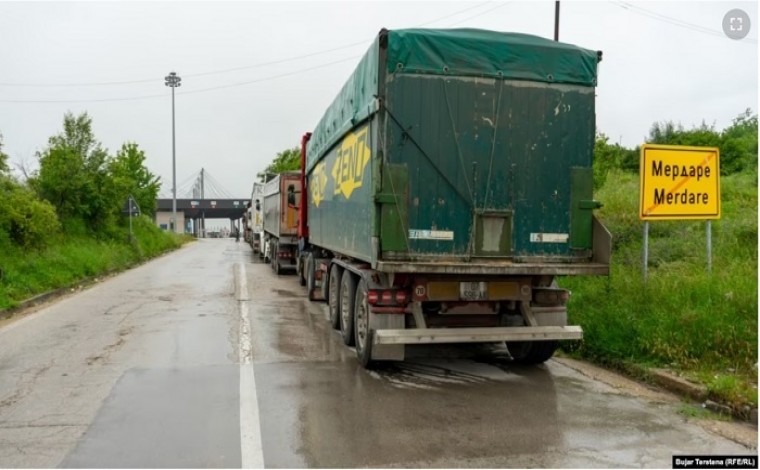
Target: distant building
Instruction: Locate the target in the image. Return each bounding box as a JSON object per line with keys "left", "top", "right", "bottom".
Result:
{"left": 155, "top": 211, "right": 186, "bottom": 233}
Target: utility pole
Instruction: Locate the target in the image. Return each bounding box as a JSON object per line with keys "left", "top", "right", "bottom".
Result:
{"left": 554, "top": 1, "right": 560, "bottom": 41}
{"left": 201, "top": 168, "right": 205, "bottom": 238}
{"left": 164, "top": 71, "right": 181, "bottom": 233}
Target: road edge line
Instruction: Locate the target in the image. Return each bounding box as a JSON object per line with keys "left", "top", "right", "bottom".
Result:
{"left": 236, "top": 263, "right": 264, "bottom": 469}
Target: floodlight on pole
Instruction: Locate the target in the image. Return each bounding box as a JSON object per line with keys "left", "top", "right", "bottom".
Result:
{"left": 164, "top": 71, "right": 181, "bottom": 233}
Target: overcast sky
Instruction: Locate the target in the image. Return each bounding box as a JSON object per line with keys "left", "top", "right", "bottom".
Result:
{"left": 0, "top": 1, "right": 757, "bottom": 211}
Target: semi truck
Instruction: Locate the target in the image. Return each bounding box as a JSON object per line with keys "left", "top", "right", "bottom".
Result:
{"left": 248, "top": 182, "right": 265, "bottom": 256}
{"left": 291, "top": 28, "right": 610, "bottom": 368}
{"left": 262, "top": 172, "right": 301, "bottom": 274}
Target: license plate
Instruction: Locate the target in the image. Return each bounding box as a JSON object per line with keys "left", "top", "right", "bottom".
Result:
{"left": 460, "top": 282, "right": 488, "bottom": 301}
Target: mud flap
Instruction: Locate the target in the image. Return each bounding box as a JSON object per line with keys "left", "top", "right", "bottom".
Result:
{"left": 369, "top": 310, "right": 405, "bottom": 361}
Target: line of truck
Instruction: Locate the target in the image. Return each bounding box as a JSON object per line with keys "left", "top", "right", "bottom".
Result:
{"left": 245, "top": 27, "right": 610, "bottom": 369}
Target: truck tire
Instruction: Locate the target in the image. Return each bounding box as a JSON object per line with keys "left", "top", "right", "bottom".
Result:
{"left": 306, "top": 253, "right": 317, "bottom": 301}
{"left": 328, "top": 264, "right": 342, "bottom": 330}
{"left": 273, "top": 242, "right": 282, "bottom": 275}
{"left": 354, "top": 279, "right": 376, "bottom": 369}
{"left": 320, "top": 263, "right": 329, "bottom": 301}
{"left": 507, "top": 340, "right": 559, "bottom": 365}
{"left": 339, "top": 270, "right": 356, "bottom": 346}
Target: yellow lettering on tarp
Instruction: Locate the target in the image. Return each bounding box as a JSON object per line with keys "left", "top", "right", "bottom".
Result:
{"left": 331, "top": 126, "right": 371, "bottom": 200}
{"left": 310, "top": 161, "right": 328, "bottom": 208}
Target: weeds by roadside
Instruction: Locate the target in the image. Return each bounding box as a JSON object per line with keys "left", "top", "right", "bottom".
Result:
{"left": 562, "top": 170, "right": 758, "bottom": 412}
{"left": 0, "top": 216, "right": 188, "bottom": 310}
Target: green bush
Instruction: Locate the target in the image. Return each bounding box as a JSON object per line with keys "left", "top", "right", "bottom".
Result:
{"left": 0, "top": 178, "right": 60, "bottom": 249}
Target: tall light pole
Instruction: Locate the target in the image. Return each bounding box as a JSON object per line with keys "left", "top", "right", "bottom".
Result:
{"left": 164, "top": 71, "right": 181, "bottom": 233}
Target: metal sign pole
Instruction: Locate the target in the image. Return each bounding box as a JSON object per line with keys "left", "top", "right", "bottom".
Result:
{"left": 642, "top": 221, "right": 649, "bottom": 282}
{"left": 706, "top": 220, "right": 712, "bottom": 275}
{"left": 129, "top": 203, "right": 133, "bottom": 240}
{"left": 123, "top": 195, "right": 140, "bottom": 243}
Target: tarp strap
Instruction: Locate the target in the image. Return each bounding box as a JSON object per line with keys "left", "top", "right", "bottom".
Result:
{"left": 482, "top": 78, "right": 505, "bottom": 212}
{"left": 442, "top": 79, "right": 476, "bottom": 208}
{"left": 383, "top": 104, "right": 474, "bottom": 208}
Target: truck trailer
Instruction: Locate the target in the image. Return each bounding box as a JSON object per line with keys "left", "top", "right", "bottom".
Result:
{"left": 295, "top": 28, "right": 610, "bottom": 368}
{"left": 262, "top": 172, "right": 301, "bottom": 274}
{"left": 243, "top": 202, "right": 252, "bottom": 244}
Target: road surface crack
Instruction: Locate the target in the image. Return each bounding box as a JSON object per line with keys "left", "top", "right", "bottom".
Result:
{"left": 0, "top": 438, "right": 28, "bottom": 455}
{"left": 0, "top": 362, "right": 54, "bottom": 410}
{"left": 84, "top": 326, "right": 134, "bottom": 365}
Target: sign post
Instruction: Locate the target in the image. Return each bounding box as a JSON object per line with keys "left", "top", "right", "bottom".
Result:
{"left": 708, "top": 223, "right": 713, "bottom": 275}
{"left": 121, "top": 195, "right": 141, "bottom": 242}
{"left": 642, "top": 221, "right": 649, "bottom": 281}
{"left": 639, "top": 144, "right": 720, "bottom": 279}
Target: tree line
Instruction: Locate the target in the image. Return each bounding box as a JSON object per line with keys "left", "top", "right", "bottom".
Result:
{"left": 4, "top": 108, "right": 753, "bottom": 251}
{"left": 0, "top": 112, "right": 160, "bottom": 250}
{"left": 594, "top": 109, "right": 757, "bottom": 188}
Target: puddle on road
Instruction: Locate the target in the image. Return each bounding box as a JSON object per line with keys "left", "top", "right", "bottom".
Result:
{"left": 365, "top": 344, "right": 541, "bottom": 391}
{"left": 271, "top": 288, "right": 301, "bottom": 298}
{"left": 254, "top": 357, "right": 563, "bottom": 468}
{"left": 372, "top": 362, "right": 489, "bottom": 390}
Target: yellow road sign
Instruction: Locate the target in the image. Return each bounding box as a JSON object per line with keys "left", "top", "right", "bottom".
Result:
{"left": 639, "top": 144, "right": 720, "bottom": 220}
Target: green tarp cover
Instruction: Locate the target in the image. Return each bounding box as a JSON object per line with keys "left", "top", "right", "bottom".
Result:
{"left": 306, "top": 28, "right": 599, "bottom": 171}
{"left": 387, "top": 29, "right": 599, "bottom": 85}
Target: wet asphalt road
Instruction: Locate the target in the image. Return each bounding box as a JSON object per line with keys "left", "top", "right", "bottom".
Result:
{"left": 0, "top": 239, "right": 754, "bottom": 468}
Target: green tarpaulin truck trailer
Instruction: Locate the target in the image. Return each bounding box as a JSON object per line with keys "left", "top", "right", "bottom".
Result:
{"left": 295, "top": 28, "right": 610, "bottom": 368}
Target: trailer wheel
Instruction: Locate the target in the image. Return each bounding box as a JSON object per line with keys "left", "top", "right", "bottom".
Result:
{"left": 354, "top": 279, "right": 376, "bottom": 369}
{"left": 339, "top": 270, "right": 356, "bottom": 346}
{"left": 306, "top": 253, "right": 317, "bottom": 301}
{"left": 274, "top": 259, "right": 282, "bottom": 275}
{"left": 273, "top": 242, "right": 282, "bottom": 275}
{"left": 297, "top": 255, "right": 306, "bottom": 286}
{"left": 507, "top": 340, "right": 559, "bottom": 365}
{"left": 328, "top": 264, "right": 342, "bottom": 330}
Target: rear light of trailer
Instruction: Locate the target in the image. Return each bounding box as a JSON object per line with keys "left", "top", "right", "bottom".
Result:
{"left": 533, "top": 288, "right": 571, "bottom": 306}
{"left": 366, "top": 289, "right": 410, "bottom": 307}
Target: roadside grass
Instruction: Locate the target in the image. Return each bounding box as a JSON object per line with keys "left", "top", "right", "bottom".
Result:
{"left": 0, "top": 216, "right": 189, "bottom": 311}
{"left": 677, "top": 403, "right": 731, "bottom": 421}
{"left": 562, "top": 169, "right": 758, "bottom": 412}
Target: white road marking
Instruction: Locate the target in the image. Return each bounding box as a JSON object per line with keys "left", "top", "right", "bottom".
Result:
{"left": 236, "top": 264, "right": 264, "bottom": 469}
